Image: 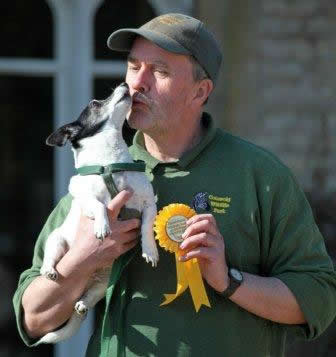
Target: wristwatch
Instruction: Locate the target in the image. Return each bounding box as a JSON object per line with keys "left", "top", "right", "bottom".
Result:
{"left": 215, "top": 268, "right": 243, "bottom": 298}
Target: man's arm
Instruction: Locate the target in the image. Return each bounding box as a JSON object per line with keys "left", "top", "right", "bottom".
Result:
{"left": 227, "top": 272, "right": 305, "bottom": 324}
{"left": 22, "top": 190, "right": 140, "bottom": 338}
{"left": 22, "top": 249, "right": 96, "bottom": 338}
{"left": 179, "top": 214, "right": 306, "bottom": 325}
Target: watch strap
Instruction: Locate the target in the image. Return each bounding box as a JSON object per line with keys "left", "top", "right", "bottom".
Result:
{"left": 215, "top": 268, "right": 243, "bottom": 298}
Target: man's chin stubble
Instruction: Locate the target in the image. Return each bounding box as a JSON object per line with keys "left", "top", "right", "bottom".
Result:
{"left": 126, "top": 111, "right": 146, "bottom": 130}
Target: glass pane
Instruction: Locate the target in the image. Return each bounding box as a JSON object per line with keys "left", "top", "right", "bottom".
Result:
{"left": 1, "top": 76, "right": 53, "bottom": 356}
{"left": 94, "top": 77, "right": 136, "bottom": 146}
{"left": 95, "top": 1, "right": 156, "bottom": 60}
{"left": 0, "top": 1, "right": 53, "bottom": 58}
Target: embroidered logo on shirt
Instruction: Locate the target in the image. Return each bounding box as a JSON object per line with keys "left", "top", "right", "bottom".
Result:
{"left": 192, "top": 192, "right": 211, "bottom": 213}
{"left": 192, "top": 192, "right": 231, "bottom": 214}
{"left": 208, "top": 195, "right": 231, "bottom": 214}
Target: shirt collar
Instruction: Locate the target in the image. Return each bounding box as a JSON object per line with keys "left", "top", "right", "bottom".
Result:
{"left": 130, "top": 112, "right": 217, "bottom": 170}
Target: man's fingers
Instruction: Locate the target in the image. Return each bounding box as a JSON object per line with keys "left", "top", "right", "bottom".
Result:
{"left": 182, "top": 219, "right": 218, "bottom": 239}
{"left": 107, "top": 190, "right": 133, "bottom": 220}
{"left": 104, "top": 219, "right": 140, "bottom": 243}
{"left": 179, "top": 246, "right": 213, "bottom": 262}
{"left": 116, "top": 219, "right": 141, "bottom": 234}
{"left": 121, "top": 238, "right": 139, "bottom": 252}
{"left": 186, "top": 214, "right": 216, "bottom": 227}
{"left": 107, "top": 230, "right": 139, "bottom": 256}
{"left": 180, "top": 233, "right": 215, "bottom": 250}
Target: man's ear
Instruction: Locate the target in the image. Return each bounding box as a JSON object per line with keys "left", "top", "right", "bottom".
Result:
{"left": 193, "top": 79, "right": 214, "bottom": 105}
{"left": 46, "top": 123, "right": 82, "bottom": 147}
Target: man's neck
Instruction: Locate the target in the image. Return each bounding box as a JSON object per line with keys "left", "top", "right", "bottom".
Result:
{"left": 143, "top": 116, "right": 204, "bottom": 162}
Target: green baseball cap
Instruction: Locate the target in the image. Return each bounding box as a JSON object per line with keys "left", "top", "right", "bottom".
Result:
{"left": 107, "top": 13, "right": 222, "bottom": 83}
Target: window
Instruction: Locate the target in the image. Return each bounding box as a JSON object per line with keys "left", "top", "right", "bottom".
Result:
{"left": 0, "top": 3, "right": 54, "bottom": 356}
{"left": 1, "top": 1, "right": 193, "bottom": 356}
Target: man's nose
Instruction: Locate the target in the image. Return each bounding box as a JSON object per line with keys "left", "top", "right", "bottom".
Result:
{"left": 129, "top": 67, "right": 149, "bottom": 93}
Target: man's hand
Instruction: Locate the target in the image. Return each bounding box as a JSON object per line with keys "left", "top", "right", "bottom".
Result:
{"left": 178, "top": 213, "right": 306, "bottom": 324}
{"left": 179, "top": 214, "right": 228, "bottom": 292}
{"left": 69, "top": 190, "right": 141, "bottom": 274}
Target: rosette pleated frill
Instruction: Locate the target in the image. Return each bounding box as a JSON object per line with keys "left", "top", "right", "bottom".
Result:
{"left": 154, "top": 204, "right": 211, "bottom": 312}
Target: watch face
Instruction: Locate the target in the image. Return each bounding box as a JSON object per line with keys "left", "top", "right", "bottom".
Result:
{"left": 230, "top": 268, "right": 243, "bottom": 282}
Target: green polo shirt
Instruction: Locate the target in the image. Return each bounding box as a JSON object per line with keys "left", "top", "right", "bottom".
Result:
{"left": 13, "top": 113, "right": 336, "bottom": 357}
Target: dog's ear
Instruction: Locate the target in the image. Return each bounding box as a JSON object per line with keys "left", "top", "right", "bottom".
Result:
{"left": 46, "top": 123, "right": 82, "bottom": 147}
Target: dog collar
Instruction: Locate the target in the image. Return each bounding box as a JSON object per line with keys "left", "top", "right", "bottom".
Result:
{"left": 76, "top": 162, "right": 146, "bottom": 176}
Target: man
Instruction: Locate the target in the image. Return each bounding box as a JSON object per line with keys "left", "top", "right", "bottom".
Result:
{"left": 14, "top": 13, "right": 336, "bottom": 357}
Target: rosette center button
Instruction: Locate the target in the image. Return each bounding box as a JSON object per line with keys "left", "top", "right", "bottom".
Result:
{"left": 165, "top": 215, "right": 187, "bottom": 243}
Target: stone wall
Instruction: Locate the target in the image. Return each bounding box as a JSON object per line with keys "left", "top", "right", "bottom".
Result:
{"left": 249, "top": 0, "right": 335, "bottom": 191}
{"left": 199, "top": 0, "right": 336, "bottom": 192}
{"left": 255, "top": 0, "right": 336, "bottom": 191}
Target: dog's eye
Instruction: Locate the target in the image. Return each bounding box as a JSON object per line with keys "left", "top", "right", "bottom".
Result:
{"left": 90, "top": 100, "right": 102, "bottom": 108}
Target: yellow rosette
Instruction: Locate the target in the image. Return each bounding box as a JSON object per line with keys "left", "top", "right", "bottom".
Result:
{"left": 154, "top": 203, "right": 211, "bottom": 312}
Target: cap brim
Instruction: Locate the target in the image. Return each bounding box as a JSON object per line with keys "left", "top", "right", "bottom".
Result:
{"left": 107, "top": 28, "right": 191, "bottom": 56}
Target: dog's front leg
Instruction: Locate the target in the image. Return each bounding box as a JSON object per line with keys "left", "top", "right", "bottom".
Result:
{"left": 40, "top": 228, "right": 68, "bottom": 281}
{"left": 141, "top": 202, "right": 159, "bottom": 267}
{"left": 74, "top": 268, "right": 111, "bottom": 316}
{"left": 75, "top": 197, "right": 111, "bottom": 240}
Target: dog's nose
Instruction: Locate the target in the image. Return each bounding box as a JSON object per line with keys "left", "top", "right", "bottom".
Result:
{"left": 120, "top": 82, "right": 129, "bottom": 88}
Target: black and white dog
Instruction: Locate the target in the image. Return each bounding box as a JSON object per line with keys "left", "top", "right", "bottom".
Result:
{"left": 38, "top": 83, "right": 158, "bottom": 344}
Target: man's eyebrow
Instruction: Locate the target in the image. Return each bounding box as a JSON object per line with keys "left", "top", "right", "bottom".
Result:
{"left": 127, "top": 55, "right": 138, "bottom": 64}
{"left": 127, "top": 55, "right": 169, "bottom": 68}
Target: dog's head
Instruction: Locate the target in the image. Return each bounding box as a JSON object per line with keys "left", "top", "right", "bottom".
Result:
{"left": 46, "top": 83, "right": 131, "bottom": 148}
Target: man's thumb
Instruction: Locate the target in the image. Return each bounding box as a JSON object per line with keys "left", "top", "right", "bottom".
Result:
{"left": 107, "top": 190, "right": 133, "bottom": 220}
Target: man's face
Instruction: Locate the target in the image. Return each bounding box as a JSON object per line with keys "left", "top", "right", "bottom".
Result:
{"left": 125, "top": 37, "right": 197, "bottom": 134}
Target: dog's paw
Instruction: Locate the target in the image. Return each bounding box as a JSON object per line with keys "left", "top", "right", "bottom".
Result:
{"left": 82, "top": 207, "right": 95, "bottom": 220}
{"left": 40, "top": 266, "right": 58, "bottom": 281}
{"left": 84, "top": 212, "right": 95, "bottom": 220}
{"left": 94, "top": 219, "right": 111, "bottom": 240}
{"left": 74, "top": 301, "right": 88, "bottom": 316}
{"left": 142, "top": 243, "right": 159, "bottom": 267}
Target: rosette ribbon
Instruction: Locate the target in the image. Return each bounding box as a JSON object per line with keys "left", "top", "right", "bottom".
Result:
{"left": 154, "top": 204, "right": 211, "bottom": 312}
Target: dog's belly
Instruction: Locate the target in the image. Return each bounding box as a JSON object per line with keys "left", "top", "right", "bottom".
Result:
{"left": 112, "top": 171, "right": 155, "bottom": 212}
{"left": 58, "top": 201, "right": 82, "bottom": 246}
